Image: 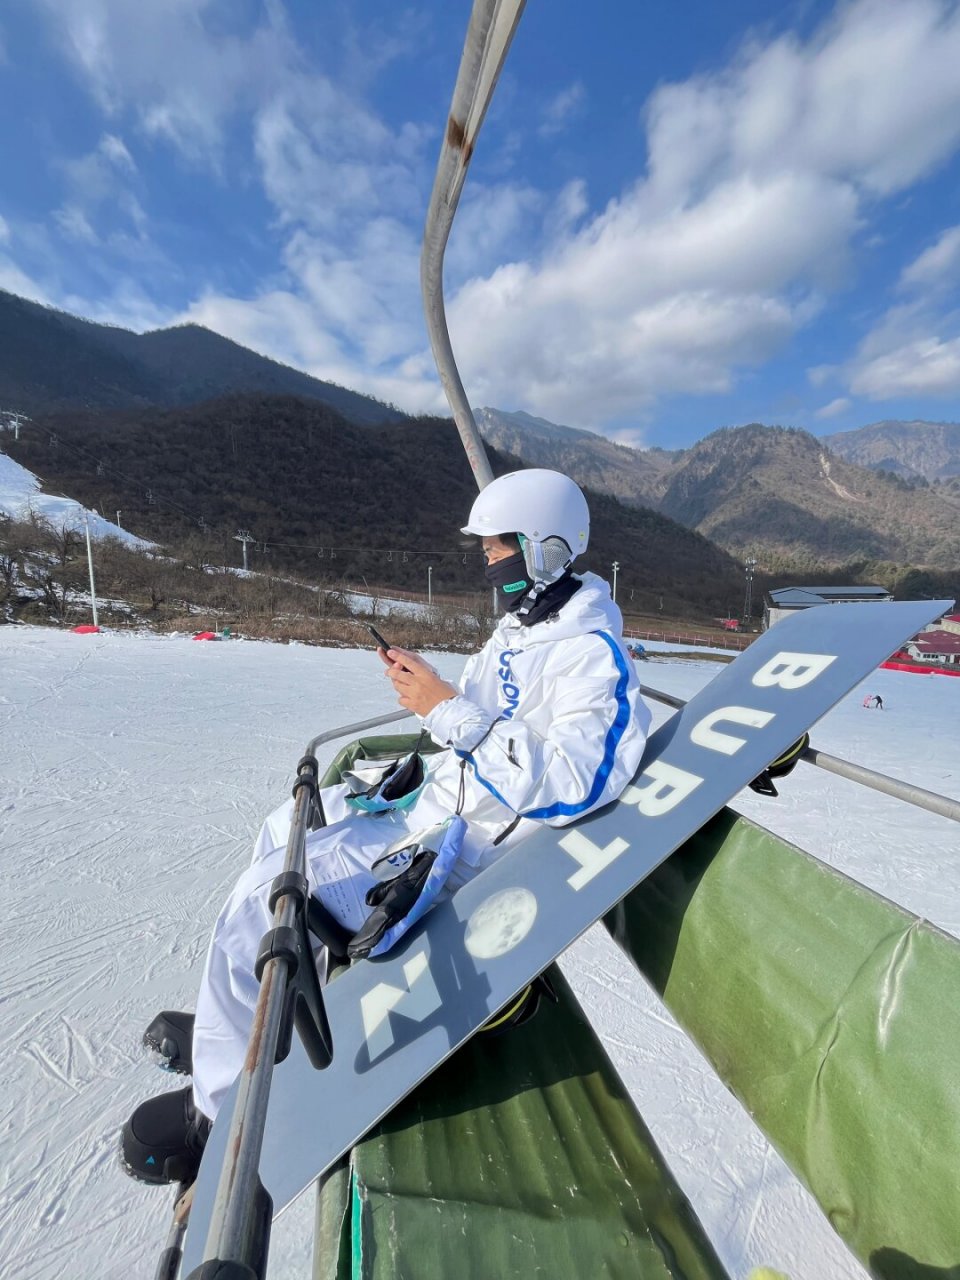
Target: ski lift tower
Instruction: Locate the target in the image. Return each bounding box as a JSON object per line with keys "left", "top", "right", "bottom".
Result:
{"left": 743, "top": 557, "right": 757, "bottom": 626}
{"left": 234, "top": 529, "right": 256, "bottom": 572}
{"left": 1, "top": 409, "right": 30, "bottom": 440}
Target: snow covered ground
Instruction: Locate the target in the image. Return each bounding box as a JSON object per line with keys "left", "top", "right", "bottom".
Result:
{"left": 0, "top": 625, "right": 957, "bottom": 1280}
{"left": 0, "top": 449, "right": 148, "bottom": 547}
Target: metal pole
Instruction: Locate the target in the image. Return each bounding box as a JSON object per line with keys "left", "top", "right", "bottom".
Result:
{"left": 421, "top": 0, "right": 526, "bottom": 493}
{"left": 201, "top": 769, "right": 312, "bottom": 1269}
{"left": 193, "top": 710, "right": 412, "bottom": 1273}
{"left": 116, "top": 511, "right": 122, "bottom": 530}
{"left": 82, "top": 513, "right": 99, "bottom": 628}
{"left": 428, "top": 565, "right": 433, "bottom": 606}
{"left": 635, "top": 683, "right": 960, "bottom": 825}
{"left": 612, "top": 561, "right": 620, "bottom": 603}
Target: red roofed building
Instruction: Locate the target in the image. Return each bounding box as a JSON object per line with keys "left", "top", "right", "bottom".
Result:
{"left": 904, "top": 629, "right": 960, "bottom": 666}
{"left": 941, "top": 614, "right": 960, "bottom": 637}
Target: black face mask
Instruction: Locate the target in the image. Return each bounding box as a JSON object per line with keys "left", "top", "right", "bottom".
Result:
{"left": 484, "top": 552, "right": 533, "bottom": 613}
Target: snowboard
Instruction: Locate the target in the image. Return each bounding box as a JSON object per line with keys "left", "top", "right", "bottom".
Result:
{"left": 182, "top": 598, "right": 950, "bottom": 1271}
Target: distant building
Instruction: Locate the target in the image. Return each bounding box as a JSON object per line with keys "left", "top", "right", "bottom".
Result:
{"left": 903, "top": 629, "right": 960, "bottom": 666}
{"left": 764, "top": 585, "right": 893, "bottom": 629}
{"left": 941, "top": 613, "right": 960, "bottom": 637}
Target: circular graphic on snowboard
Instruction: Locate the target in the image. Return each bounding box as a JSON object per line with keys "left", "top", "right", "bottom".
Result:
{"left": 464, "top": 888, "right": 538, "bottom": 959}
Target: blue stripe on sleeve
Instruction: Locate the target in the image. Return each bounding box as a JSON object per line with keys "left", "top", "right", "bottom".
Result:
{"left": 456, "top": 630, "right": 633, "bottom": 821}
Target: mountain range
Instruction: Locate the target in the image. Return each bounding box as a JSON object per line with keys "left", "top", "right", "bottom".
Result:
{"left": 822, "top": 419, "right": 960, "bottom": 481}
{"left": 0, "top": 289, "right": 402, "bottom": 425}
{"left": 2, "top": 288, "right": 959, "bottom": 596}
{"left": 477, "top": 407, "right": 960, "bottom": 576}
{"left": 473, "top": 407, "right": 678, "bottom": 509}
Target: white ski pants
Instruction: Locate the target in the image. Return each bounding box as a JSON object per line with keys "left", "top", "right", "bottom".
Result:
{"left": 192, "top": 799, "right": 413, "bottom": 1120}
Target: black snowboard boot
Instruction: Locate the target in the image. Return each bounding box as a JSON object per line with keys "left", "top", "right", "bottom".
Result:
{"left": 120, "top": 1085, "right": 211, "bottom": 1185}
{"left": 143, "top": 1010, "right": 194, "bottom": 1075}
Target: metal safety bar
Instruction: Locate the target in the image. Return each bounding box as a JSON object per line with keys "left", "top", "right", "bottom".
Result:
{"left": 636, "top": 683, "right": 960, "bottom": 825}
{"left": 308, "top": 710, "right": 413, "bottom": 757}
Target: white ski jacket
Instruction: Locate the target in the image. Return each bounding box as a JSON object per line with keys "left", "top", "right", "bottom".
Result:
{"left": 320, "top": 572, "right": 650, "bottom": 881}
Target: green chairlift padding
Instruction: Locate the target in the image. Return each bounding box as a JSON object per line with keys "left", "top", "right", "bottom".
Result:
{"left": 313, "top": 966, "right": 730, "bottom": 1280}
{"left": 605, "top": 809, "right": 960, "bottom": 1280}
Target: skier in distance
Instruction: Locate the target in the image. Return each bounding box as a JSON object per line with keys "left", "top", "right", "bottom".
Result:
{"left": 121, "top": 469, "right": 652, "bottom": 1186}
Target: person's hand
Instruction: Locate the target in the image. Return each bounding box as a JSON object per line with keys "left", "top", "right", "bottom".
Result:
{"left": 382, "top": 647, "right": 457, "bottom": 717}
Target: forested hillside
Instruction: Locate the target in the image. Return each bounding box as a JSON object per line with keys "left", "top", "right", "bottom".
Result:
{"left": 3, "top": 393, "right": 748, "bottom": 619}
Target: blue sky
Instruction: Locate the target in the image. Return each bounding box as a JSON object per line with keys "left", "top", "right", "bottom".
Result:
{"left": 2, "top": 0, "right": 960, "bottom": 448}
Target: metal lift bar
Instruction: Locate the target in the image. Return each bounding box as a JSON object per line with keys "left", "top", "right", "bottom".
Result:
{"left": 421, "top": 0, "right": 527, "bottom": 490}
{"left": 637, "top": 682, "right": 960, "bottom": 825}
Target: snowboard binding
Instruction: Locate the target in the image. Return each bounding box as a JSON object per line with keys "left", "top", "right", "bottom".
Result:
{"left": 480, "top": 971, "right": 559, "bottom": 1036}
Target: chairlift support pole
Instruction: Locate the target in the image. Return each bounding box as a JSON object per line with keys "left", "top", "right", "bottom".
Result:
{"left": 421, "top": 0, "right": 527, "bottom": 492}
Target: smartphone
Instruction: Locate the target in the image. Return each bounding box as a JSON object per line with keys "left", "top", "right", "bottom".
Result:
{"left": 367, "top": 624, "right": 393, "bottom": 652}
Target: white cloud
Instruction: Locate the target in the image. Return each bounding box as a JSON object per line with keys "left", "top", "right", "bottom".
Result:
{"left": 807, "top": 364, "right": 836, "bottom": 389}
{"left": 645, "top": 0, "right": 960, "bottom": 202}
{"left": 437, "top": 0, "right": 960, "bottom": 425}
{"left": 842, "top": 222, "right": 960, "bottom": 400}
{"left": 847, "top": 299, "right": 960, "bottom": 399}
{"left": 446, "top": 182, "right": 543, "bottom": 285}
{"left": 53, "top": 132, "right": 147, "bottom": 247}
{"left": 851, "top": 334, "right": 960, "bottom": 398}
{"left": 0, "top": 252, "right": 53, "bottom": 305}
{"left": 63, "top": 280, "right": 172, "bottom": 333}
{"left": 0, "top": 214, "right": 9, "bottom": 244}
{"left": 179, "top": 285, "right": 444, "bottom": 415}
{"left": 251, "top": 84, "right": 428, "bottom": 235}
{"left": 34, "top": 0, "right": 299, "bottom": 164}
{"left": 539, "top": 82, "right": 586, "bottom": 137}
{"left": 53, "top": 205, "right": 99, "bottom": 244}
{"left": 899, "top": 224, "right": 960, "bottom": 291}
{"left": 99, "top": 132, "right": 136, "bottom": 173}
{"left": 815, "top": 396, "right": 852, "bottom": 419}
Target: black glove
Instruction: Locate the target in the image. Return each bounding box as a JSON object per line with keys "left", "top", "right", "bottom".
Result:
{"left": 749, "top": 732, "right": 809, "bottom": 797}
{"left": 347, "top": 849, "right": 437, "bottom": 959}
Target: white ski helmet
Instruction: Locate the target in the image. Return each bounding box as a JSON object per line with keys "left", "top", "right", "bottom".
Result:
{"left": 461, "top": 469, "right": 589, "bottom": 583}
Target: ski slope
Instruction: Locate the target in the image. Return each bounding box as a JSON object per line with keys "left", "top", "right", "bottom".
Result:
{"left": 0, "top": 449, "right": 148, "bottom": 547}
{"left": 0, "top": 625, "right": 957, "bottom": 1280}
